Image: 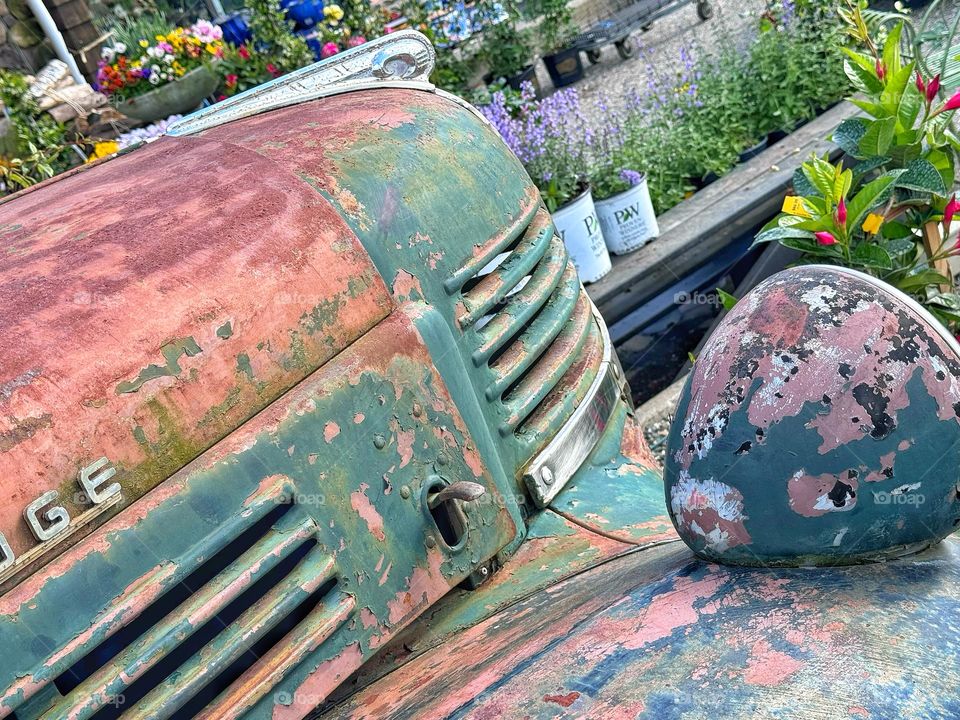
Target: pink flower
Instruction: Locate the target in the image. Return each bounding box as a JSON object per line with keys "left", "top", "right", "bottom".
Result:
{"left": 916, "top": 72, "right": 925, "bottom": 96}
{"left": 876, "top": 60, "right": 885, "bottom": 81}
{"left": 225, "top": 73, "right": 238, "bottom": 87}
{"left": 266, "top": 63, "right": 280, "bottom": 77}
{"left": 945, "top": 194, "right": 960, "bottom": 229}
{"left": 927, "top": 74, "right": 941, "bottom": 103}
{"left": 835, "top": 198, "right": 847, "bottom": 226}
{"left": 943, "top": 90, "right": 960, "bottom": 112}
{"left": 321, "top": 42, "right": 340, "bottom": 59}
{"left": 815, "top": 231, "right": 837, "bottom": 246}
{"left": 346, "top": 35, "right": 367, "bottom": 48}
{"left": 238, "top": 45, "right": 251, "bottom": 60}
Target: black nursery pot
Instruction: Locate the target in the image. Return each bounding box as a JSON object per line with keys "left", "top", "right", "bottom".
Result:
{"left": 543, "top": 47, "right": 585, "bottom": 88}
{"left": 484, "top": 64, "right": 541, "bottom": 97}
{"left": 738, "top": 137, "right": 768, "bottom": 163}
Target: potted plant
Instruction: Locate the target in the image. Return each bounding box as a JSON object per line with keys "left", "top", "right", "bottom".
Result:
{"left": 588, "top": 97, "right": 658, "bottom": 254}
{"left": 481, "top": 84, "right": 611, "bottom": 282}
{"left": 755, "top": 7, "right": 960, "bottom": 333}
{"left": 95, "top": 21, "right": 225, "bottom": 123}
{"left": 530, "top": 0, "right": 583, "bottom": 88}
{"left": 478, "top": 0, "right": 538, "bottom": 95}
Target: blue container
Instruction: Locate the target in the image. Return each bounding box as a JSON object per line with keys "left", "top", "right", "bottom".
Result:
{"left": 217, "top": 12, "right": 252, "bottom": 46}
{"left": 281, "top": 0, "right": 324, "bottom": 30}
{"left": 296, "top": 28, "right": 323, "bottom": 60}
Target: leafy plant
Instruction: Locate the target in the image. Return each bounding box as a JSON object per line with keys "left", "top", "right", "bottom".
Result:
{"left": 528, "top": 0, "right": 576, "bottom": 55}
{"left": 243, "top": 0, "right": 314, "bottom": 75}
{"left": 755, "top": 4, "right": 960, "bottom": 331}
{"left": 478, "top": 4, "right": 534, "bottom": 81}
{"left": 0, "top": 70, "right": 78, "bottom": 196}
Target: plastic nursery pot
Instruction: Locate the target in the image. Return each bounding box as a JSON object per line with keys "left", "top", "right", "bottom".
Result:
{"left": 483, "top": 64, "right": 542, "bottom": 98}
{"left": 543, "top": 47, "right": 585, "bottom": 88}
{"left": 115, "top": 66, "right": 218, "bottom": 123}
{"left": 280, "top": 0, "right": 324, "bottom": 29}
{"left": 553, "top": 186, "right": 611, "bottom": 283}
{"left": 665, "top": 265, "right": 960, "bottom": 567}
{"left": 216, "top": 12, "right": 252, "bottom": 46}
{"left": 738, "top": 137, "right": 768, "bottom": 163}
{"left": 594, "top": 175, "right": 659, "bottom": 255}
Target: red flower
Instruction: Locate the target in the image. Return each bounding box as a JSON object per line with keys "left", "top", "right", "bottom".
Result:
{"left": 944, "top": 90, "right": 960, "bottom": 112}
{"left": 945, "top": 194, "right": 960, "bottom": 229}
{"left": 238, "top": 44, "right": 251, "bottom": 60}
{"left": 927, "top": 74, "right": 941, "bottom": 103}
{"left": 815, "top": 231, "right": 837, "bottom": 246}
{"left": 916, "top": 72, "right": 925, "bottom": 96}
{"left": 835, "top": 198, "right": 847, "bottom": 226}
{"left": 266, "top": 63, "right": 280, "bottom": 77}
{"left": 225, "top": 73, "right": 238, "bottom": 88}
{"left": 876, "top": 60, "right": 885, "bottom": 81}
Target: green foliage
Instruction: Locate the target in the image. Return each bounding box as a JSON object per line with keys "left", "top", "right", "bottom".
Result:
{"left": 755, "top": 6, "right": 960, "bottom": 332}
{"left": 527, "top": 0, "right": 576, "bottom": 54}
{"left": 0, "top": 70, "right": 78, "bottom": 196}
{"left": 478, "top": 0, "right": 534, "bottom": 81}
{"left": 397, "top": 0, "right": 477, "bottom": 94}
{"left": 244, "top": 0, "right": 314, "bottom": 74}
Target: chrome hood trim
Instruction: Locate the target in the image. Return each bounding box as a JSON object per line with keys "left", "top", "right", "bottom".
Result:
{"left": 523, "top": 300, "right": 632, "bottom": 507}
{"left": 166, "top": 30, "right": 436, "bottom": 136}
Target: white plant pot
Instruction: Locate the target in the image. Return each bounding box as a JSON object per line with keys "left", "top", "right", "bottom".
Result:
{"left": 553, "top": 187, "right": 611, "bottom": 284}
{"left": 594, "top": 175, "right": 660, "bottom": 255}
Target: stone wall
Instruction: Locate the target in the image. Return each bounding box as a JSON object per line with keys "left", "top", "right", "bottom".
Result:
{"left": 0, "top": 0, "right": 101, "bottom": 79}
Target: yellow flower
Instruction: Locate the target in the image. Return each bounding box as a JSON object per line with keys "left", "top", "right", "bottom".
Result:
{"left": 324, "top": 3, "right": 344, "bottom": 20}
{"left": 139, "top": 39, "right": 148, "bottom": 48}
{"left": 862, "top": 213, "right": 884, "bottom": 235}
{"left": 86, "top": 141, "right": 118, "bottom": 163}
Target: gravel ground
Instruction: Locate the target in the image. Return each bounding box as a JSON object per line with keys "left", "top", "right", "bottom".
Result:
{"left": 534, "top": 0, "right": 767, "bottom": 119}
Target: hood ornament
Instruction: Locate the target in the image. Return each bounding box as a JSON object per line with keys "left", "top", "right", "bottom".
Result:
{"left": 166, "top": 30, "right": 436, "bottom": 137}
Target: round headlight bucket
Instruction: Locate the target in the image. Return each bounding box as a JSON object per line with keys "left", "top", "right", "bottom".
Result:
{"left": 665, "top": 265, "right": 960, "bottom": 566}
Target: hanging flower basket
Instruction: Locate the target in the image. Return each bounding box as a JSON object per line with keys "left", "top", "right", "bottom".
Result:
{"left": 115, "top": 65, "right": 218, "bottom": 123}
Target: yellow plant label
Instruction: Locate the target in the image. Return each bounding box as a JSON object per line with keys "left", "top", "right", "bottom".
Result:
{"left": 782, "top": 196, "right": 811, "bottom": 217}
{"left": 862, "top": 213, "right": 884, "bottom": 234}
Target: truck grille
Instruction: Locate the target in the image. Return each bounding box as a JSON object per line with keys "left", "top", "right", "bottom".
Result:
{"left": 36, "top": 478, "right": 354, "bottom": 720}
{"left": 447, "top": 201, "right": 605, "bottom": 464}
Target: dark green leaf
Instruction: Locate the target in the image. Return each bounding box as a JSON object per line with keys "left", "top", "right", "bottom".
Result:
{"left": 889, "top": 142, "right": 922, "bottom": 166}
{"left": 792, "top": 167, "right": 819, "bottom": 197}
{"left": 833, "top": 118, "right": 867, "bottom": 157}
{"left": 846, "top": 172, "right": 902, "bottom": 232}
{"left": 897, "top": 269, "right": 952, "bottom": 291}
{"left": 852, "top": 243, "right": 892, "bottom": 269}
{"left": 881, "top": 223, "right": 915, "bottom": 240}
{"left": 753, "top": 226, "right": 816, "bottom": 245}
{"left": 897, "top": 158, "right": 948, "bottom": 194}
{"left": 858, "top": 117, "right": 896, "bottom": 156}
{"left": 852, "top": 156, "right": 891, "bottom": 183}
{"left": 780, "top": 236, "right": 843, "bottom": 256}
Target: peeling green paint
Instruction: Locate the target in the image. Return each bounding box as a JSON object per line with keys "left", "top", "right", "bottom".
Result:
{"left": 216, "top": 321, "right": 233, "bottom": 340}
{"left": 115, "top": 337, "right": 203, "bottom": 394}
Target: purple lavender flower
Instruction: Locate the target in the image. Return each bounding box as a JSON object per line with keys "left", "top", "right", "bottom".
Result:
{"left": 619, "top": 170, "right": 644, "bottom": 186}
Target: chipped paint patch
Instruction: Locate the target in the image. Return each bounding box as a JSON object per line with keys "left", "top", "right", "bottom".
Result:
{"left": 324, "top": 421, "right": 341, "bottom": 443}
{"left": 350, "top": 482, "right": 385, "bottom": 542}
{"left": 115, "top": 337, "right": 202, "bottom": 394}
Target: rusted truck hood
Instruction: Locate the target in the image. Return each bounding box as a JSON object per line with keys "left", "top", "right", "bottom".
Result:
{"left": 0, "top": 135, "right": 392, "bottom": 562}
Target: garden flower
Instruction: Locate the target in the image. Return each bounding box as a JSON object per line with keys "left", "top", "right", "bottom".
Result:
{"left": 875, "top": 60, "right": 885, "bottom": 81}
{"left": 324, "top": 4, "right": 344, "bottom": 21}
{"left": 944, "top": 194, "right": 960, "bottom": 231}
{"left": 321, "top": 42, "right": 340, "bottom": 59}
{"left": 943, "top": 90, "right": 960, "bottom": 112}
{"left": 266, "top": 63, "right": 280, "bottom": 77}
{"left": 619, "top": 169, "right": 644, "bottom": 186}
{"left": 225, "top": 73, "right": 238, "bottom": 88}
{"left": 927, "top": 74, "right": 941, "bottom": 103}
{"left": 862, "top": 213, "right": 883, "bottom": 235}
{"left": 238, "top": 45, "right": 251, "bottom": 60}
{"left": 916, "top": 72, "right": 925, "bottom": 95}
{"left": 815, "top": 231, "right": 837, "bottom": 245}
{"left": 835, "top": 198, "right": 847, "bottom": 225}
{"left": 347, "top": 35, "right": 367, "bottom": 48}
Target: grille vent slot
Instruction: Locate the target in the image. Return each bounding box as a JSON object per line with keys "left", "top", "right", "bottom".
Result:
{"left": 38, "top": 481, "right": 354, "bottom": 720}
{"left": 451, "top": 202, "right": 602, "bottom": 446}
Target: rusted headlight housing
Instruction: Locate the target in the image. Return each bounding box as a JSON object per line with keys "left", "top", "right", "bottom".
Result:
{"left": 665, "top": 265, "right": 960, "bottom": 566}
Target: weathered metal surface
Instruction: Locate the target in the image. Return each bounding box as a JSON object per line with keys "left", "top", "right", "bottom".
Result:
{"left": 167, "top": 31, "right": 437, "bottom": 137}
{"left": 666, "top": 266, "right": 960, "bottom": 566}
{"left": 320, "top": 407, "right": 674, "bottom": 710}
{"left": 549, "top": 404, "right": 676, "bottom": 546}
{"left": 0, "top": 308, "right": 516, "bottom": 719}
{"left": 325, "top": 535, "right": 960, "bottom": 719}
{"left": 0, "top": 134, "right": 391, "bottom": 576}
{"left": 193, "top": 89, "right": 604, "bottom": 478}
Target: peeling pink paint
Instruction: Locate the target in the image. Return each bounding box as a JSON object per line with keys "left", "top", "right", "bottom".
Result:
{"left": 349, "top": 483, "right": 385, "bottom": 542}
{"left": 743, "top": 639, "right": 804, "bottom": 686}
{"left": 323, "top": 421, "right": 340, "bottom": 443}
